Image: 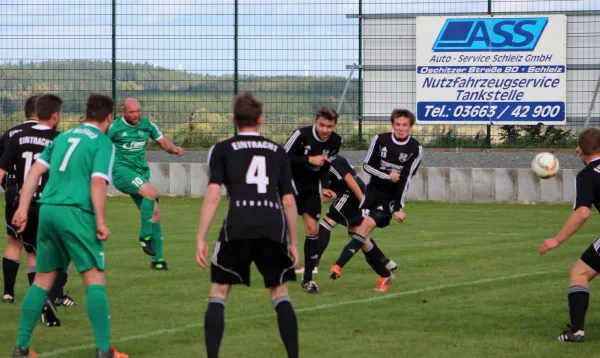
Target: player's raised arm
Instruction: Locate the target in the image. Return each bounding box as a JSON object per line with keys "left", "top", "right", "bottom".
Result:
{"left": 363, "top": 135, "right": 390, "bottom": 180}
{"left": 152, "top": 120, "right": 184, "bottom": 157}
{"left": 393, "top": 144, "right": 423, "bottom": 213}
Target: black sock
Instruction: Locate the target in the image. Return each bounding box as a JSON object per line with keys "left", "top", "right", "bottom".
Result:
{"left": 303, "top": 235, "right": 319, "bottom": 282}
{"left": 317, "top": 221, "right": 333, "bottom": 258}
{"left": 362, "top": 242, "right": 390, "bottom": 277}
{"left": 568, "top": 286, "right": 590, "bottom": 332}
{"left": 48, "top": 271, "right": 68, "bottom": 301}
{"left": 273, "top": 296, "right": 298, "bottom": 358}
{"left": 2, "top": 256, "right": 20, "bottom": 295}
{"left": 27, "top": 267, "right": 36, "bottom": 286}
{"left": 335, "top": 232, "right": 365, "bottom": 268}
{"left": 369, "top": 238, "right": 389, "bottom": 263}
{"left": 204, "top": 298, "right": 226, "bottom": 358}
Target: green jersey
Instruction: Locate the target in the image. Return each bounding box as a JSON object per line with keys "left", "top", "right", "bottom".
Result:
{"left": 108, "top": 117, "right": 163, "bottom": 174}
{"left": 37, "top": 123, "right": 115, "bottom": 214}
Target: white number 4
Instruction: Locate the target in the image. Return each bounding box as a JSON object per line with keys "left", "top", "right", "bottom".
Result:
{"left": 246, "top": 156, "right": 269, "bottom": 193}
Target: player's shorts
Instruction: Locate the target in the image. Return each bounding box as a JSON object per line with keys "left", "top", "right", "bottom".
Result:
{"left": 211, "top": 239, "right": 296, "bottom": 288}
{"left": 5, "top": 191, "right": 18, "bottom": 238}
{"left": 36, "top": 204, "right": 105, "bottom": 273}
{"left": 580, "top": 236, "right": 600, "bottom": 273}
{"left": 112, "top": 166, "right": 150, "bottom": 198}
{"left": 326, "top": 192, "right": 363, "bottom": 228}
{"left": 359, "top": 187, "right": 397, "bottom": 229}
{"left": 295, "top": 189, "right": 321, "bottom": 221}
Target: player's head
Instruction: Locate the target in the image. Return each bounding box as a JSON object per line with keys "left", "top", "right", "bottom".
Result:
{"left": 122, "top": 97, "right": 142, "bottom": 125}
{"left": 314, "top": 106, "right": 338, "bottom": 141}
{"left": 390, "top": 109, "right": 415, "bottom": 140}
{"left": 233, "top": 92, "right": 263, "bottom": 130}
{"left": 35, "top": 94, "right": 63, "bottom": 129}
{"left": 577, "top": 127, "right": 600, "bottom": 164}
{"left": 24, "top": 95, "right": 39, "bottom": 120}
{"left": 86, "top": 94, "right": 115, "bottom": 133}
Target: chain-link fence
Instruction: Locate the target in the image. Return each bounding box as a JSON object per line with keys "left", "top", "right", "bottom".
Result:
{"left": 0, "top": 1, "right": 598, "bottom": 148}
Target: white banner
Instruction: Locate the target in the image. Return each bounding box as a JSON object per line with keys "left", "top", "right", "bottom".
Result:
{"left": 415, "top": 15, "right": 567, "bottom": 125}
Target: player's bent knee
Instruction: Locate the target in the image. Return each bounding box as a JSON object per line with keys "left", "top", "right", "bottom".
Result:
{"left": 138, "top": 183, "right": 157, "bottom": 200}
{"left": 322, "top": 217, "right": 337, "bottom": 229}
{"left": 26, "top": 252, "right": 36, "bottom": 267}
{"left": 33, "top": 271, "right": 58, "bottom": 291}
{"left": 209, "top": 283, "right": 231, "bottom": 300}
{"left": 153, "top": 202, "right": 161, "bottom": 221}
{"left": 4, "top": 236, "right": 23, "bottom": 259}
{"left": 81, "top": 267, "right": 106, "bottom": 287}
{"left": 269, "top": 284, "right": 289, "bottom": 302}
{"left": 570, "top": 259, "right": 598, "bottom": 286}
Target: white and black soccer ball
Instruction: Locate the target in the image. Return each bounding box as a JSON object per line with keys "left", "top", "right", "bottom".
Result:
{"left": 531, "top": 152, "right": 559, "bottom": 179}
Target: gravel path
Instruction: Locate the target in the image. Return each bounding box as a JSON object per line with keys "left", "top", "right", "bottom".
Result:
{"left": 146, "top": 150, "right": 585, "bottom": 170}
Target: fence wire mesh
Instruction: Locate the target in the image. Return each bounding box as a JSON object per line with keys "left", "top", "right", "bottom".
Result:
{"left": 0, "top": 0, "right": 598, "bottom": 148}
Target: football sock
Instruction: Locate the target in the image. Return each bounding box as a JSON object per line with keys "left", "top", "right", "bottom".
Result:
{"left": 48, "top": 271, "right": 68, "bottom": 301}
{"left": 3, "top": 256, "right": 19, "bottom": 295}
{"left": 152, "top": 220, "right": 164, "bottom": 261}
{"left": 16, "top": 285, "right": 47, "bottom": 349}
{"left": 317, "top": 221, "right": 333, "bottom": 258}
{"left": 86, "top": 285, "right": 111, "bottom": 353}
{"left": 273, "top": 296, "right": 299, "bottom": 358}
{"left": 335, "top": 232, "right": 365, "bottom": 268}
{"left": 205, "top": 297, "right": 226, "bottom": 358}
{"left": 303, "top": 235, "right": 319, "bottom": 282}
{"left": 27, "top": 267, "right": 36, "bottom": 286}
{"left": 362, "top": 242, "right": 391, "bottom": 277}
{"left": 139, "top": 198, "right": 154, "bottom": 240}
{"left": 568, "top": 285, "right": 590, "bottom": 332}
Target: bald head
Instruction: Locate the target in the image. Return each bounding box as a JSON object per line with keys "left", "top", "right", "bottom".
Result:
{"left": 122, "top": 97, "right": 142, "bottom": 125}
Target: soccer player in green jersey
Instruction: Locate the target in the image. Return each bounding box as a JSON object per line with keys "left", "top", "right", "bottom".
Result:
{"left": 107, "top": 97, "right": 183, "bottom": 270}
{"left": 10, "top": 94, "right": 128, "bottom": 358}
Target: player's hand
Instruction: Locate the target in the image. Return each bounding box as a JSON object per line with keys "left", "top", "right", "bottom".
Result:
{"left": 173, "top": 146, "right": 184, "bottom": 157}
{"left": 96, "top": 222, "right": 111, "bottom": 240}
{"left": 393, "top": 210, "right": 406, "bottom": 223}
{"left": 540, "top": 237, "right": 561, "bottom": 255}
{"left": 389, "top": 171, "right": 400, "bottom": 183}
{"left": 289, "top": 244, "right": 299, "bottom": 267}
{"left": 309, "top": 155, "right": 330, "bottom": 167}
{"left": 322, "top": 189, "right": 336, "bottom": 203}
{"left": 196, "top": 239, "right": 209, "bottom": 268}
{"left": 12, "top": 207, "right": 28, "bottom": 233}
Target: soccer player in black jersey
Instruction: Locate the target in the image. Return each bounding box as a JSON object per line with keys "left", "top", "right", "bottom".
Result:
{"left": 2, "top": 95, "right": 39, "bottom": 304}
{"left": 540, "top": 127, "right": 600, "bottom": 343}
{"left": 196, "top": 92, "right": 299, "bottom": 358}
{"left": 0, "top": 94, "right": 70, "bottom": 326}
{"left": 284, "top": 106, "right": 342, "bottom": 294}
{"left": 329, "top": 109, "right": 423, "bottom": 292}
{"left": 316, "top": 155, "right": 397, "bottom": 282}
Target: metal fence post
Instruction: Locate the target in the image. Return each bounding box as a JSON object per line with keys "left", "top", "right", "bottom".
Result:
{"left": 485, "top": 0, "right": 492, "bottom": 148}
{"left": 112, "top": 0, "right": 117, "bottom": 110}
{"left": 233, "top": 0, "right": 239, "bottom": 135}
{"left": 357, "top": 0, "right": 363, "bottom": 140}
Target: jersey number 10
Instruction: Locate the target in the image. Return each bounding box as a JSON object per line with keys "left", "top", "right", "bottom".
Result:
{"left": 246, "top": 155, "right": 269, "bottom": 194}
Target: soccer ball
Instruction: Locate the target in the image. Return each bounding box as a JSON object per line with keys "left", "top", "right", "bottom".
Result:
{"left": 531, "top": 152, "right": 559, "bottom": 179}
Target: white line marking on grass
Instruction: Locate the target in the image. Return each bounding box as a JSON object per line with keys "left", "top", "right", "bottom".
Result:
{"left": 38, "top": 270, "right": 557, "bottom": 357}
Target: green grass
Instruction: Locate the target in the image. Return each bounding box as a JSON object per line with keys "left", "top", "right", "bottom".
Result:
{"left": 1, "top": 197, "right": 600, "bottom": 357}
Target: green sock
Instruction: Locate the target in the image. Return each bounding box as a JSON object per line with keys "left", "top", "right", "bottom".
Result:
{"left": 16, "top": 284, "right": 48, "bottom": 349}
{"left": 139, "top": 198, "right": 154, "bottom": 240}
{"left": 152, "top": 221, "right": 164, "bottom": 261}
{"left": 87, "top": 284, "right": 111, "bottom": 353}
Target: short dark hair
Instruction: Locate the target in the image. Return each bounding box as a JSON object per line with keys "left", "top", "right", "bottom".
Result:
{"left": 35, "top": 94, "right": 63, "bottom": 121}
{"left": 314, "top": 106, "right": 338, "bottom": 123}
{"left": 86, "top": 94, "right": 114, "bottom": 122}
{"left": 24, "top": 95, "right": 39, "bottom": 119}
{"left": 390, "top": 109, "right": 416, "bottom": 126}
{"left": 233, "top": 92, "right": 263, "bottom": 128}
{"left": 578, "top": 127, "right": 600, "bottom": 156}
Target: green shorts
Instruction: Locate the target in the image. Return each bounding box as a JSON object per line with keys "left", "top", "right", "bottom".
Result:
{"left": 113, "top": 166, "right": 150, "bottom": 198}
{"left": 36, "top": 205, "right": 105, "bottom": 273}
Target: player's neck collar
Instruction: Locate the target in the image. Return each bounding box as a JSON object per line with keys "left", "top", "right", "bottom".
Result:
{"left": 83, "top": 122, "right": 101, "bottom": 130}
{"left": 238, "top": 131, "right": 260, "bottom": 136}
{"left": 588, "top": 157, "right": 600, "bottom": 165}
{"left": 23, "top": 120, "right": 37, "bottom": 124}
{"left": 391, "top": 133, "right": 410, "bottom": 145}
{"left": 312, "top": 125, "right": 327, "bottom": 143}
{"left": 120, "top": 117, "right": 138, "bottom": 128}
{"left": 32, "top": 124, "right": 52, "bottom": 130}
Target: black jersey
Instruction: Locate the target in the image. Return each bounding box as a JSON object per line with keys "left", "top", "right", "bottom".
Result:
{"left": 0, "top": 120, "right": 38, "bottom": 192}
{"left": 0, "top": 124, "right": 59, "bottom": 205}
{"left": 573, "top": 157, "right": 600, "bottom": 213}
{"left": 208, "top": 132, "right": 296, "bottom": 244}
{"left": 284, "top": 125, "right": 343, "bottom": 192}
{"left": 363, "top": 132, "right": 423, "bottom": 211}
{"left": 329, "top": 155, "right": 366, "bottom": 197}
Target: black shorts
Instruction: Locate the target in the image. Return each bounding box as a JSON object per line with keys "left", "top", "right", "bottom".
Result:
{"left": 359, "top": 187, "right": 397, "bottom": 229}
{"left": 211, "top": 239, "right": 296, "bottom": 288}
{"left": 5, "top": 199, "right": 39, "bottom": 253}
{"left": 580, "top": 237, "right": 600, "bottom": 273}
{"left": 326, "top": 192, "right": 363, "bottom": 228}
{"left": 295, "top": 190, "right": 321, "bottom": 221}
{"left": 5, "top": 191, "right": 17, "bottom": 238}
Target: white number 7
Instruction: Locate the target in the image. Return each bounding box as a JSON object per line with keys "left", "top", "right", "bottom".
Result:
{"left": 59, "top": 137, "right": 81, "bottom": 172}
{"left": 246, "top": 156, "right": 269, "bottom": 193}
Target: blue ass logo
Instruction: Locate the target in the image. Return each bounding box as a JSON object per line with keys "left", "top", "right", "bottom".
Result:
{"left": 432, "top": 17, "right": 548, "bottom": 52}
